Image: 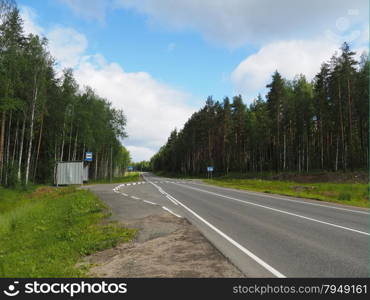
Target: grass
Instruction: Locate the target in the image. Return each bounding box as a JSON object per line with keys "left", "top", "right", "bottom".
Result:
{"left": 87, "top": 172, "right": 140, "bottom": 184}
{"left": 203, "top": 177, "right": 368, "bottom": 208}
{"left": 0, "top": 186, "right": 136, "bottom": 277}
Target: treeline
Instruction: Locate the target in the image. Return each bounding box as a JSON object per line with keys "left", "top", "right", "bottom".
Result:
{"left": 131, "top": 161, "right": 151, "bottom": 172}
{"left": 0, "top": 1, "right": 130, "bottom": 186}
{"left": 152, "top": 43, "right": 368, "bottom": 175}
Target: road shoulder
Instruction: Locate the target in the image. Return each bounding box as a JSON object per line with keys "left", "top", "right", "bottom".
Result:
{"left": 80, "top": 183, "right": 244, "bottom": 277}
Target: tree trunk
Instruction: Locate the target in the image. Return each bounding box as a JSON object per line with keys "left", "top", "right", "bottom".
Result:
{"left": 72, "top": 130, "right": 78, "bottom": 161}
{"left": 110, "top": 146, "right": 113, "bottom": 182}
{"left": 337, "top": 84, "right": 345, "bottom": 170}
{"left": 283, "top": 133, "right": 286, "bottom": 170}
{"left": 68, "top": 116, "right": 73, "bottom": 161}
{"left": 0, "top": 111, "right": 6, "bottom": 183}
{"left": 17, "top": 117, "right": 26, "bottom": 181}
{"left": 60, "top": 112, "right": 66, "bottom": 161}
{"left": 4, "top": 111, "right": 12, "bottom": 185}
{"left": 335, "top": 134, "right": 339, "bottom": 171}
{"left": 33, "top": 112, "right": 44, "bottom": 181}
{"left": 347, "top": 79, "right": 353, "bottom": 170}
{"left": 11, "top": 119, "right": 19, "bottom": 168}
{"left": 95, "top": 152, "right": 98, "bottom": 180}
{"left": 25, "top": 79, "right": 38, "bottom": 185}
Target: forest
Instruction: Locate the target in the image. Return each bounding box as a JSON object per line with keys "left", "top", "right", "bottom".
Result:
{"left": 151, "top": 43, "right": 369, "bottom": 175}
{"left": 0, "top": 1, "right": 130, "bottom": 187}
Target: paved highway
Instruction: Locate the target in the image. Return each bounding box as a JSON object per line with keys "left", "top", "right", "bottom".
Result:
{"left": 111, "top": 173, "right": 369, "bottom": 277}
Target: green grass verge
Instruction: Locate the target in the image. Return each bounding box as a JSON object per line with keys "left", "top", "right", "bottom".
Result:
{"left": 203, "top": 178, "right": 368, "bottom": 208}
{"left": 87, "top": 172, "right": 140, "bottom": 184}
{"left": 0, "top": 186, "right": 136, "bottom": 277}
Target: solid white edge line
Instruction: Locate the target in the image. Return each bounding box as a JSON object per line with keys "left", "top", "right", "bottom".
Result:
{"left": 166, "top": 195, "right": 179, "bottom": 206}
{"left": 148, "top": 179, "right": 284, "bottom": 278}
{"left": 187, "top": 181, "right": 369, "bottom": 215}
{"left": 173, "top": 183, "right": 369, "bottom": 236}
{"left": 162, "top": 206, "right": 182, "bottom": 218}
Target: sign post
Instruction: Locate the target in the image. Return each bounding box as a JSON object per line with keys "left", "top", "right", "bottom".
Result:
{"left": 207, "top": 166, "right": 214, "bottom": 179}
{"left": 85, "top": 152, "right": 93, "bottom": 162}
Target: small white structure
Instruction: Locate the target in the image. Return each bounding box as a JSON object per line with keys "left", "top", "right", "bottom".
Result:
{"left": 56, "top": 162, "right": 86, "bottom": 185}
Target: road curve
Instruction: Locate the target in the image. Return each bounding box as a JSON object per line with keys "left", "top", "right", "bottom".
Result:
{"left": 140, "top": 173, "right": 368, "bottom": 277}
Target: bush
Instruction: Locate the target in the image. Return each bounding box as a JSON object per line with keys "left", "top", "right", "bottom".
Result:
{"left": 338, "top": 192, "right": 351, "bottom": 201}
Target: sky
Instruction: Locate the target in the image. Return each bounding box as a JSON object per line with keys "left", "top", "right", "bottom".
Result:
{"left": 18, "top": 0, "right": 369, "bottom": 161}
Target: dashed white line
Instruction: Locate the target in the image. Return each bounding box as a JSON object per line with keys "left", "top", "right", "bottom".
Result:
{"left": 147, "top": 180, "right": 284, "bottom": 278}
{"left": 143, "top": 200, "right": 158, "bottom": 205}
{"left": 121, "top": 193, "right": 128, "bottom": 197}
{"left": 131, "top": 196, "right": 141, "bottom": 200}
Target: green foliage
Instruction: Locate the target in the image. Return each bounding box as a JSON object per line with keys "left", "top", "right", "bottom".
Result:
{"left": 203, "top": 178, "right": 367, "bottom": 208}
{"left": 338, "top": 192, "right": 352, "bottom": 201}
{"left": 152, "top": 43, "right": 368, "bottom": 175}
{"left": 88, "top": 172, "right": 140, "bottom": 184}
{"left": 0, "top": 186, "right": 135, "bottom": 277}
{"left": 0, "top": 3, "right": 130, "bottom": 186}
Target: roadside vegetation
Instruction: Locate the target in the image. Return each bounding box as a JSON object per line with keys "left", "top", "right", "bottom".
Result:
{"left": 88, "top": 172, "right": 141, "bottom": 184}
{"left": 156, "top": 171, "right": 368, "bottom": 208}
{"left": 0, "top": 1, "right": 131, "bottom": 188}
{"left": 0, "top": 186, "right": 135, "bottom": 277}
{"left": 204, "top": 177, "right": 367, "bottom": 208}
{"left": 151, "top": 44, "right": 368, "bottom": 180}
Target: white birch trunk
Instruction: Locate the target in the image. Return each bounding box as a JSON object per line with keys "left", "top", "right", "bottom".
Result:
{"left": 25, "top": 77, "right": 38, "bottom": 185}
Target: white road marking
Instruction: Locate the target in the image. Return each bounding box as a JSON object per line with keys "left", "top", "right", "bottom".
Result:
{"left": 173, "top": 183, "right": 369, "bottom": 236}
{"left": 132, "top": 182, "right": 136, "bottom": 185}
{"left": 186, "top": 181, "right": 369, "bottom": 215}
{"left": 126, "top": 183, "right": 131, "bottom": 186}
{"left": 166, "top": 195, "right": 179, "bottom": 206}
{"left": 143, "top": 200, "right": 158, "bottom": 205}
{"left": 162, "top": 206, "right": 182, "bottom": 218}
{"left": 147, "top": 180, "right": 284, "bottom": 277}
{"left": 121, "top": 193, "right": 128, "bottom": 197}
{"left": 131, "top": 196, "right": 140, "bottom": 200}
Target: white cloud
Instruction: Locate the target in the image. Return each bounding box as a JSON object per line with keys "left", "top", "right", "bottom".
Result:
{"left": 116, "top": 0, "right": 368, "bottom": 47}
{"left": 20, "top": 6, "right": 43, "bottom": 36}
{"left": 231, "top": 38, "right": 340, "bottom": 99}
{"left": 126, "top": 146, "right": 156, "bottom": 162}
{"left": 74, "top": 55, "right": 195, "bottom": 161}
{"left": 48, "top": 27, "right": 88, "bottom": 69}
{"left": 58, "top": 0, "right": 110, "bottom": 22}
{"left": 19, "top": 5, "right": 195, "bottom": 162}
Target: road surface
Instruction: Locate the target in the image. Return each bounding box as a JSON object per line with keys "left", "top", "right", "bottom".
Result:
{"left": 98, "top": 173, "right": 369, "bottom": 277}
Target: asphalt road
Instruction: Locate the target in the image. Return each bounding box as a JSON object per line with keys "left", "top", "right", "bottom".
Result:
{"left": 91, "top": 173, "right": 369, "bottom": 277}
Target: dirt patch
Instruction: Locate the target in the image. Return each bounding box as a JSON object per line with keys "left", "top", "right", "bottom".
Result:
{"left": 80, "top": 213, "right": 243, "bottom": 277}
{"left": 28, "top": 186, "right": 58, "bottom": 198}
{"left": 292, "top": 185, "right": 317, "bottom": 192}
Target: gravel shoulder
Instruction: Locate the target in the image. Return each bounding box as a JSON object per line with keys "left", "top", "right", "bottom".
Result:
{"left": 80, "top": 184, "right": 244, "bottom": 278}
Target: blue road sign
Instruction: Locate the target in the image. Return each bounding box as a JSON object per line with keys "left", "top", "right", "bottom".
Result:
{"left": 85, "top": 152, "right": 93, "bottom": 162}
{"left": 207, "top": 166, "right": 214, "bottom": 172}
{"left": 128, "top": 166, "right": 133, "bottom": 171}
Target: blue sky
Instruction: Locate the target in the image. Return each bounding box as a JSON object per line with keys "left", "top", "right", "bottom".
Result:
{"left": 18, "top": 0, "right": 368, "bottom": 161}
